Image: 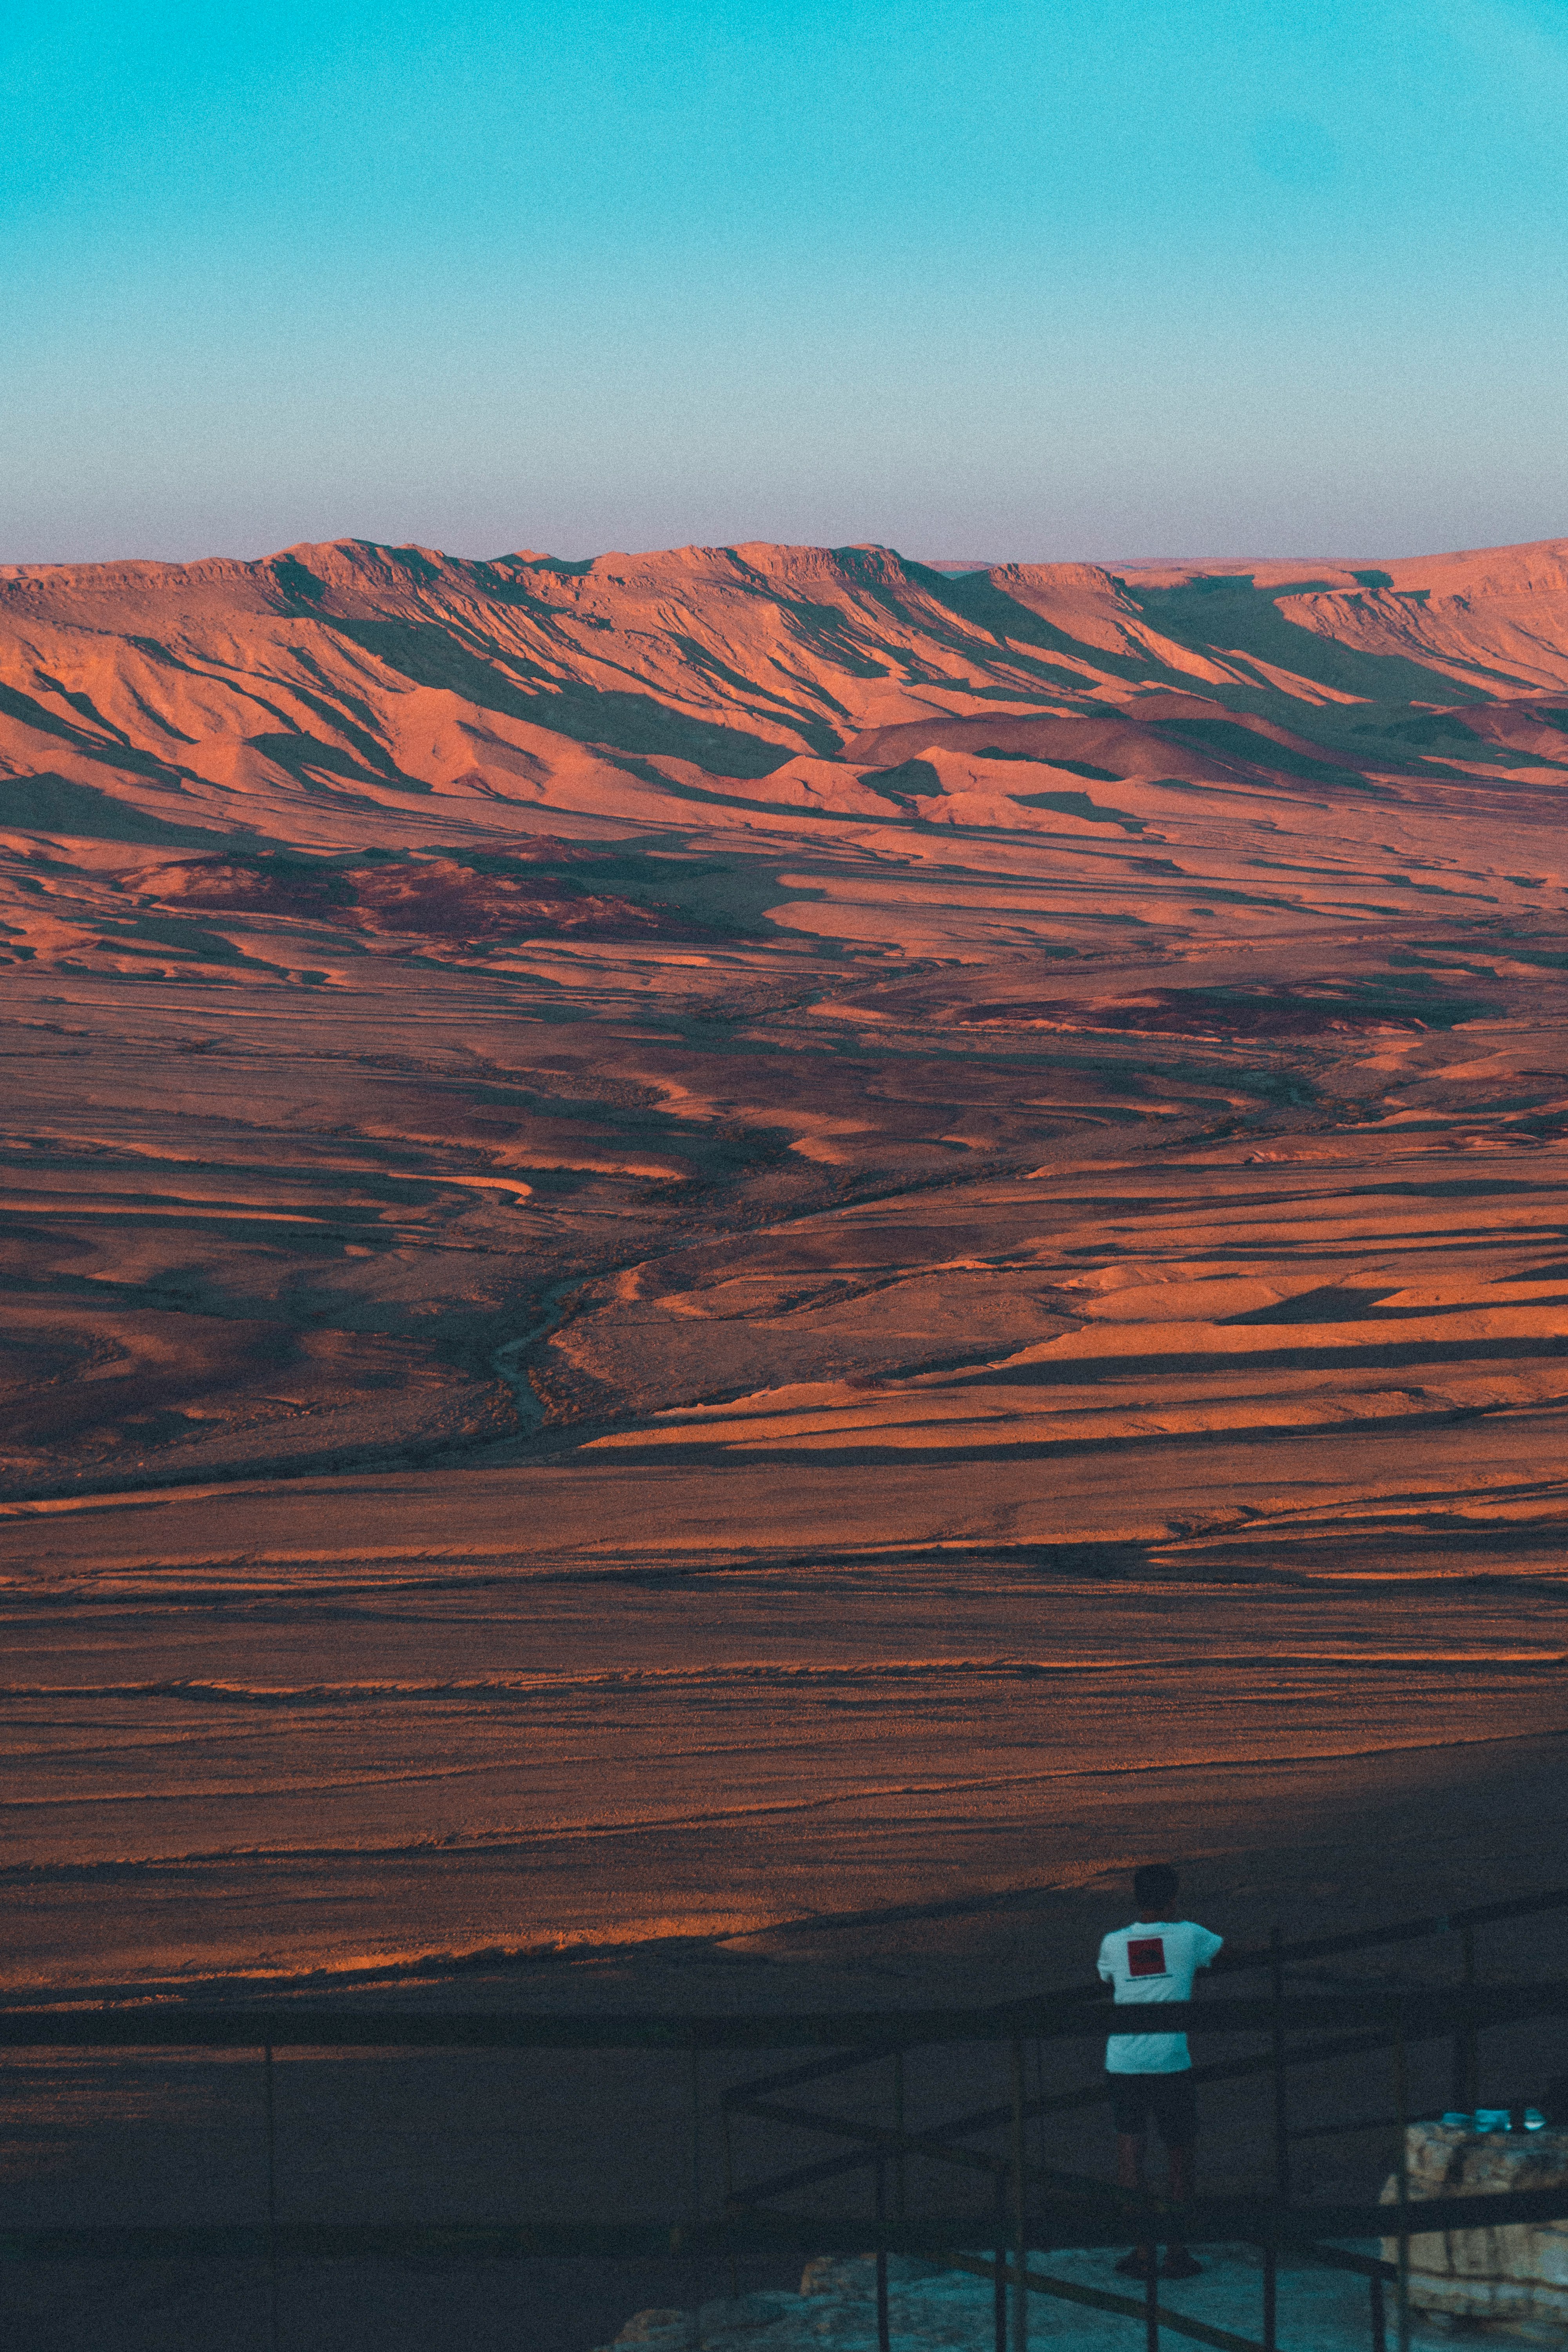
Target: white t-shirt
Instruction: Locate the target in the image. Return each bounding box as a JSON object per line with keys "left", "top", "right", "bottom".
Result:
{"left": 1098, "top": 1918, "right": 1224, "bottom": 2074}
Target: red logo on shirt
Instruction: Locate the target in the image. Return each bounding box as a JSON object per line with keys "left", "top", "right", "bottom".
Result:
{"left": 1127, "top": 1937, "right": 1167, "bottom": 1978}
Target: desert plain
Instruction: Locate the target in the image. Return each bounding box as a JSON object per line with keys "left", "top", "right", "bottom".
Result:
{"left": 3, "top": 535, "right": 1568, "bottom": 2344}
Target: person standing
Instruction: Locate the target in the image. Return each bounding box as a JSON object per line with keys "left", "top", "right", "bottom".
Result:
{"left": 1098, "top": 1864, "right": 1223, "bottom": 2281}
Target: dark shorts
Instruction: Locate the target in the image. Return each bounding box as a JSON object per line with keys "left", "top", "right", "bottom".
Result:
{"left": 1107, "top": 2071, "right": 1198, "bottom": 2146}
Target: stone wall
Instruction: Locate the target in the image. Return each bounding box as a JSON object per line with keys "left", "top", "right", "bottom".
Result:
{"left": 1382, "top": 2122, "right": 1568, "bottom": 2336}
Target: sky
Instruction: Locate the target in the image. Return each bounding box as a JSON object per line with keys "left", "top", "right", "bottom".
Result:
{"left": 2, "top": 0, "right": 1566, "bottom": 565}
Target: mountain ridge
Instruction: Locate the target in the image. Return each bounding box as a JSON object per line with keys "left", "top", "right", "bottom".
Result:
{"left": 3, "top": 535, "right": 1568, "bottom": 851}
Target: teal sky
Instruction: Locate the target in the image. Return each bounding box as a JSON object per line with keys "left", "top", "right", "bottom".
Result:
{"left": 4, "top": 0, "right": 1566, "bottom": 563}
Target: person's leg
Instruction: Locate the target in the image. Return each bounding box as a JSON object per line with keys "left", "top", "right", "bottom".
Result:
{"left": 1156, "top": 2080, "right": 1202, "bottom": 2277}
{"left": 1110, "top": 2080, "right": 1156, "bottom": 2275}
{"left": 1160, "top": 2145, "right": 1202, "bottom": 2276}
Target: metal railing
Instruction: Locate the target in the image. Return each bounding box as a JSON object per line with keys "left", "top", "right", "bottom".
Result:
{"left": 3, "top": 1884, "right": 1568, "bottom": 2352}
{"left": 719, "top": 1885, "right": 1568, "bottom": 2352}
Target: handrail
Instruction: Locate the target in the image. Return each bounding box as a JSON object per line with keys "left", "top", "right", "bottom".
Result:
{"left": 9, "top": 2181, "right": 1568, "bottom": 2263}
{"left": 1211, "top": 1881, "right": 1568, "bottom": 1975}
{"left": 969, "top": 1881, "right": 1568, "bottom": 2014}
{"left": 4, "top": 1978, "right": 1563, "bottom": 2053}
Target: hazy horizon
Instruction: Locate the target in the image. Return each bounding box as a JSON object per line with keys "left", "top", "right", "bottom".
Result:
{"left": 4, "top": 529, "right": 1563, "bottom": 575}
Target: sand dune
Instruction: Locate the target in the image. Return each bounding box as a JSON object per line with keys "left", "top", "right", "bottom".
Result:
{"left": 3, "top": 534, "right": 1568, "bottom": 1993}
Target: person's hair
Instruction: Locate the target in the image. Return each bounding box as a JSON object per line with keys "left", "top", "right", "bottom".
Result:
{"left": 1133, "top": 1864, "right": 1180, "bottom": 1913}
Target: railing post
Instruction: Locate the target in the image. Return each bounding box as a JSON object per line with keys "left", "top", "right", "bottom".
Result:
{"left": 1032, "top": 2039, "right": 1046, "bottom": 2209}
{"left": 1369, "top": 2270, "right": 1388, "bottom": 2352}
{"left": 993, "top": 2165, "right": 1008, "bottom": 2352}
{"left": 1262, "top": 2238, "right": 1277, "bottom": 2352}
{"left": 1460, "top": 1926, "right": 1478, "bottom": 2113}
{"left": 1393, "top": 2015, "right": 1411, "bottom": 2352}
{"left": 1032, "top": 2040, "right": 1048, "bottom": 2332}
{"left": 874, "top": 2156, "right": 891, "bottom": 2352}
{"left": 1011, "top": 2038, "right": 1028, "bottom": 2352}
{"left": 263, "top": 2042, "right": 279, "bottom": 2352}
{"left": 690, "top": 2043, "right": 702, "bottom": 2352}
{"left": 1265, "top": 1920, "right": 1285, "bottom": 2352}
{"left": 893, "top": 2049, "right": 906, "bottom": 2224}
{"left": 1448, "top": 1921, "right": 1463, "bottom": 2112}
{"left": 1270, "top": 1923, "right": 1290, "bottom": 2205}
{"left": 721, "top": 2093, "right": 739, "bottom": 2303}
